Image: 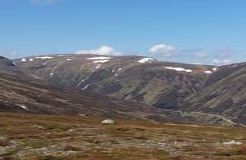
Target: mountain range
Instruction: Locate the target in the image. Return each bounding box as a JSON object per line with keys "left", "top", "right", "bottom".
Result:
{"left": 0, "top": 54, "right": 245, "bottom": 125}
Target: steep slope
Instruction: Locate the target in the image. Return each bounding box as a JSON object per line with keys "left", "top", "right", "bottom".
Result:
{"left": 16, "top": 54, "right": 215, "bottom": 110}
{"left": 0, "top": 56, "right": 156, "bottom": 117}
{"left": 0, "top": 67, "right": 152, "bottom": 118}
{"left": 0, "top": 56, "right": 20, "bottom": 74}
{"left": 184, "top": 62, "right": 246, "bottom": 125}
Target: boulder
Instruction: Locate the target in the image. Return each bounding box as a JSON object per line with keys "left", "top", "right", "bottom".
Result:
{"left": 101, "top": 119, "right": 114, "bottom": 125}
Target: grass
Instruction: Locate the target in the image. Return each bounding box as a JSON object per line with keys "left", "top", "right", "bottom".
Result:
{"left": 0, "top": 112, "right": 245, "bottom": 160}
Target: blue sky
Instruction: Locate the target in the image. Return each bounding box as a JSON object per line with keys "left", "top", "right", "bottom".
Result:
{"left": 1, "top": 0, "right": 246, "bottom": 65}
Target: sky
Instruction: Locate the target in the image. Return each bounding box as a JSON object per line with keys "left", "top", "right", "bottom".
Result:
{"left": 1, "top": 0, "right": 246, "bottom": 65}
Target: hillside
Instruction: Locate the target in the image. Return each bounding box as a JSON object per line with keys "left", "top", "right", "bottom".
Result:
{"left": 0, "top": 112, "right": 245, "bottom": 160}
{"left": 1, "top": 56, "right": 232, "bottom": 125}
{"left": 0, "top": 56, "right": 160, "bottom": 119}
{"left": 16, "top": 54, "right": 215, "bottom": 110}
{"left": 184, "top": 62, "right": 246, "bottom": 125}
{"left": 0, "top": 56, "right": 20, "bottom": 74}
{"left": 15, "top": 54, "right": 246, "bottom": 125}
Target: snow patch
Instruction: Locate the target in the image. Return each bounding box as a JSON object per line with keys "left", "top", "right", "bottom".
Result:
{"left": 11, "top": 62, "right": 17, "bottom": 66}
{"left": 17, "top": 104, "right": 28, "bottom": 110}
{"left": 223, "top": 140, "right": 242, "bottom": 145}
{"left": 212, "top": 67, "right": 217, "bottom": 71}
{"left": 66, "top": 58, "right": 72, "bottom": 61}
{"left": 114, "top": 67, "right": 122, "bottom": 76}
{"left": 29, "top": 59, "right": 34, "bottom": 62}
{"left": 81, "top": 84, "right": 90, "bottom": 91}
{"left": 95, "top": 64, "right": 102, "bottom": 69}
{"left": 93, "top": 60, "right": 110, "bottom": 64}
{"left": 21, "top": 58, "right": 26, "bottom": 62}
{"left": 35, "top": 56, "right": 54, "bottom": 60}
{"left": 138, "top": 58, "right": 154, "bottom": 64}
{"left": 76, "top": 77, "right": 89, "bottom": 88}
{"left": 165, "top": 66, "right": 193, "bottom": 73}
{"left": 204, "top": 71, "right": 212, "bottom": 74}
{"left": 87, "top": 56, "right": 111, "bottom": 64}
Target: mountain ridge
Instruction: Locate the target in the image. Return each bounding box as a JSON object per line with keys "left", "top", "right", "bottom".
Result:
{"left": 16, "top": 54, "right": 215, "bottom": 108}
{"left": 13, "top": 54, "right": 246, "bottom": 125}
{"left": 1, "top": 55, "right": 234, "bottom": 125}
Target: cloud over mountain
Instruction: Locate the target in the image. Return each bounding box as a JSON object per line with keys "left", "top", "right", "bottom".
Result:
{"left": 75, "top": 46, "right": 122, "bottom": 56}
{"left": 149, "top": 44, "right": 176, "bottom": 56}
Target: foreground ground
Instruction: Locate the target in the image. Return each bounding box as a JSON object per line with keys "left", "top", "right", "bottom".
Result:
{"left": 0, "top": 113, "right": 245, "bottom": 160}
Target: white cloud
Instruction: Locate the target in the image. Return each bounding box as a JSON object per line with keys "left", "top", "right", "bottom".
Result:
{"left": 195, "top": 51, "right": 207, "bottom": 58}
{"left": 223, "top": 59, "right": 232, "bottom": 64}
{"left": 75, "top": 46, "right": 122, "bottom": 56}
{"left": 218, "top": 48, "right": 232, "bottom": 58}
{"left": 212, "top": 59, "right": 232, "bottom": 65}
{"left": 1, "top": 49, "right": 23, "bottom": 59}
{"left": 31, "top": 0, "right": 60, "bottom": 5}
{"left": 148, "top": 44, "right": 176, "bottom": 56}
{"left": 212, "top": 59, "right": 220, "bottom": 65}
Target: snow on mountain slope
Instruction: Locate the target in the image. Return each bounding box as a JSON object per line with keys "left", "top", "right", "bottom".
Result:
{"left": 165, "top": 66, "right": 193, "bottom": 73}
{"left": 138, "top": 58, "right": 154, "bottom": 63}
{"left": 1, "top": 56, "right": 233, "bottom": 125}
{"left": 16, "top": 54, "right": 215, "bottom": 110}
{"left": 0, "top": 54, "right": 240, "bottom": 125}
